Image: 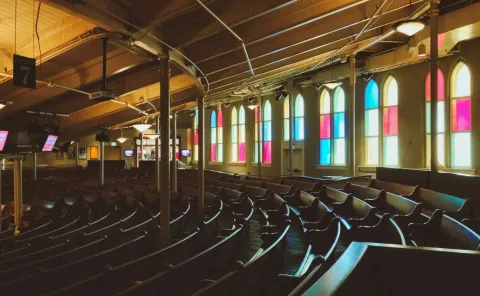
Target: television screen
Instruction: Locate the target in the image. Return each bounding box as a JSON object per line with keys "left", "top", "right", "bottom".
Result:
{"left": 42, "top": 135, "right": 58, "bottom": 152}
{"left": 180, "top": 149, "right": 191, "bottom": 157}
{"left": 0, "top": 131, "right": 8, "bottom": 151}
{"left": 124, "top": 149, "right": 134, "bottom": 157}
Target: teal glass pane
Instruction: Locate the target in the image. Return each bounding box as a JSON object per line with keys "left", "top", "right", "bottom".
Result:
{"left": 333, "top": 113, "right": 345, "bottom": 138}
{"left": 231, "top": 125, "right": 238, "bottom": 143}
{"left": 264, "top": 121, "right": 272, "bottom": 141}
{"left": 239, "top": 106, "right": 245, "bottom": 124}
{"left": 365, "top": 80, "right": 379, "bottom": 109}
{"left": 211, "top": 111, "right": 216, "bottom": 128}
{"left": 320, "top": 139, "right": 331, "bottom": 165}
{"left": 294, "top": 117, "right": 304, "bottom": 140}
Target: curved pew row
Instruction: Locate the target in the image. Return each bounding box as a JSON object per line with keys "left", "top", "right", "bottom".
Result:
{"left": 302, "top": 242, "right": 480, "bottom": 296}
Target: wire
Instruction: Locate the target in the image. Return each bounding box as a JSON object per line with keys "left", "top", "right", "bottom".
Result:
{"left": 36, "top": 1, "right": 43, "bottom": 74}
{"left": 14, "top": 0, "right": 17, "bottom": 54}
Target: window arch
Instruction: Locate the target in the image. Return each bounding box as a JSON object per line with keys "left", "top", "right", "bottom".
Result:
{"left": 365, "top": 80, "right": 379, "bottom": 165}
{"left": 383, "top": 76, "right": 398, "bottom": 166}
{"left": 231, "top": 106, "right": 246, "bottom": 162}
{"left": 294, "top": 95, "right": 305, "bottom": 140}
{"left": 210, "top": 110, "right": 223, "bottom": 162}
{"left": 254, "top": 105, "right": 262, "bottom": 163}
{"left": 319, "top": 89, "right": 331, "bottom": 165}
{"left": 425, "top": 70, "right": 445, "bottom": 167}
{"left": 450, "top": 62, "right": 471, "bottom": 168}
{"left": 194, "top": 109, "right": 199, "bottom": 161}
{"left": 283, "top": 97, "right": 289, "bottom": 141}
{"left": 263, "top": 100, "right": 272, "bottom": 163}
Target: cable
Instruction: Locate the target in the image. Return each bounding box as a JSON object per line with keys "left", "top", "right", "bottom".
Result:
{"left": 14, "top": 0, "right": 17, "bottom": 54}
{"left": 36, "top": 1, "right": 43, "bottom": 74}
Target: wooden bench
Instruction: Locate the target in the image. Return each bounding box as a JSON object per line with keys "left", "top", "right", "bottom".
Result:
{"left": 411, "top": 188, "right": 472, "bottom": 220}
{"left": 232, "top": 179, "right": 264, "bottom": 188}
{"left": 285, "top": 190, "right": 334, "bottom": 230}
{"left": 213, "top": 181, "right": 245, "bottom": 191}
{"left": 369, "top": 179, "right": 417, "bottom": 197}
{"left": 262, "top": 182, "right": 295, "bottom": 198}
{"left": 350, "top": 214, "right": 406, "bottom": 245}
{"left": 283, "top": 179, "right": 319, "bottom": 192}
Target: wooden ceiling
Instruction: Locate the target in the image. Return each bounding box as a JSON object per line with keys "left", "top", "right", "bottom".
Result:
{"left": 0, "top": 0, "right": 477, "bottom": 144}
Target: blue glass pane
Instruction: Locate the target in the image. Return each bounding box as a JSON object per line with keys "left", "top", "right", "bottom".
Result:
{"left": 294, "top": 117, "right": 304, "bottom": 140}
{"left": 365, "top": 80, "right": 379, "bottom": 109}
{"left": 211, "top": 111, "right": 217, "bottom": 128}
{"left": 264, "top": 121, "right": 272, "bottom": 141}
{"left": 334, "top": 113, "right": 345, "bottom": 138}
{"left": 320, "top": 139, "right": 331, "bottom": 165}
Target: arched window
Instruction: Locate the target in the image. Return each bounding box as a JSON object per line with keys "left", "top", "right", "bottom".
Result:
{"left": 333, "top": 87, "right": 346, "bottom": 165}
{"left": 194, "top": 109, "right": 199, "bottom": 161}
{"left": 254, "top": 105, "right": 262, "bottom": 163}
{"left": 425, "top": 70, "right": 445, "bottom": 167}
{"left": 231, "top": 106, "right": 246, "bottom": 162}
{"left": 365, "top": 80, "right": 379, "bottom": 165}
{"left": 210, "top": 110, "right": 223, "bottom": 162}
{"left": 319, "top": 89, "right": 331, "bottom": 165}
{"left": 283, "top": 97, "right": 289, "bottom": 141}
{"left": 263, "top": 100, "right": 272, "bottom": 163}
{"left": 383, "top": 76, "right": 398, "bottom": 166}
{"left": 294, "top": 95, "right": 305, "bottom": 140}
{"left": 450, "top": 62, "right": 471, "bottom": 168}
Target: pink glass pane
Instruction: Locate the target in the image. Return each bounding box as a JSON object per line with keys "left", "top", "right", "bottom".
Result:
{"left": 218, "top": 110, "right": 223, "bottom": 127}
{"left": 426, "top": 70, "right": 445, "bottom": 102}
{"left": 452, "top": 98, "right": 471, "bottom": 132}
{"left": 383, "top": 106, "right": 398, "bottom": 136}
{"left": 239, "top": 142, "right": 246, "bottom": 162}
{"left": 176, "top": 152, "right": 179, "bottom": 160}
{"left": 320, "top": 115, "right": 331, "bottom": 139}
{"left": 263, "top": 142, "right": 272, "bottom": 163}
{"left": 254, "top": 107, "right": 258, "bottom": 122}
{"left": 194, "top": 130, "right": 198, "bottom": 145}
{"left": 211, "top": 144, "right": 217, "bottom": 161}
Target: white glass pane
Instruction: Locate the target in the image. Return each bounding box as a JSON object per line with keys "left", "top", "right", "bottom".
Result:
{"left": 295, "top": 95, "right": 304, "bottom": 117}
{"left": 231, "top": 144, "right": 238, "bottom": 162}
{"left": 334, "top": 87, "right": 345, "bottom": 112}
{"left": 211, "top": 127, "right": 216, "bottom": 143}
{"left": 438, "top": 134, "right": 445, "bottom": 167}
{"left": 320, "top": 90, "right": 331, "bottom": 114}
{"left": 284, "top": 119, "right": 289, "bottom": 141}
{"left": 334, "top": 138, "right": 346, "bottom": 165}
{"left": 366, "top": 137, "right": 379, "bottom": 165}
{"left": 454, "top": 63, "right": 471, "bottom": 97}
{"left": 384, "top": 77, "right": 398, "bottom": 106}
{"left": 218, "top": 144, "right": 223, "bottom": 162}
{"left": 384, "top": 136, "right": 398, "bottom": 166}
{"left": 264, "top": 101, "right": 272, "bottom": 121}
{"left": 239, "top": 125, "right": 245, "bottom": 142}
{"left": 218, "top": 127, "right": 223, "bottom": 143}
{"left": 231, "top": 126, "right": 238, "bottom": 143}
{"left": 365, "top": 109, "right": 379, "bottom": 136}
{"left": 254, "top": 123, "right": 258, "bottom": 141}
{"left": 438, "top": 101, "right": 445, "bottom": 133}
{"left": 231, "top": 107, "right": 237, "bottom": 124}
{"left": 239, "top": 106, "right": 246, "bottom": 124}
{"left": 452, "top": 133, "right": 471, "bottom": 167}
{"left": 284, "top": 98, "right": 289, "bottom": 119}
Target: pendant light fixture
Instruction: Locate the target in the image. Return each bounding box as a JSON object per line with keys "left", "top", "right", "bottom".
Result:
{"left": 323, "top": 59, "right": 342, "bottom": 89}
{"left": 117, "top": 129, "right": 128, "bottom": 143}
{"left": 393, "top": 0, "right": 426, "bottom": 37}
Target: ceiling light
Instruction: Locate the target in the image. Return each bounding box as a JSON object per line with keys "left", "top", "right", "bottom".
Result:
{"left": 132, "top": 123, "right": 152, "bottom": 132}
{"left": 117, "top": 137, "right": 128, "bottom": 143}
{"left": 189, "top": 111, "right": 195, "bottom": 117}
{"left": 247, "top": 104, "right": 258, "bottom": 110}
{"left": 418, "top": 43, "right": 427, "bottom": 57}
{"left": 323, "top": 81, "right": 342, "bottom": 89}
{"left": 146, "top": 134, "right": 159, "bottom": 140}
{"left": 394, "top": 20, "right": 426, "bottom": 36}
{"left": 0, "top": 103, "right": 5, "bottom": 110}
{"left": 0, "top": 101, "right": 12, "bottom": 110}
{"left": 70, "top": 141, "right": 75, "bottom": 144}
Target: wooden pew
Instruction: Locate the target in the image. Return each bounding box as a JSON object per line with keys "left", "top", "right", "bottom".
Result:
{"left": 262, "top": 182, "right": 295, "bottom": 198}
{"left": 285, "top": 190, "right": 334, "bottom": 230}
{"left": 369, "top": 179, "right": 417, "bottom": 197}
{"left": 411, "top": 188, "right": 472, "bottom": 220}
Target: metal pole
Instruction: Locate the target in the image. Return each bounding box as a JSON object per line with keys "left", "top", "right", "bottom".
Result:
{"left": 75, "top": 141, "right": 79, "bottom": 167}
{"left": 155, "top": 116, "right": 160, "bottom": 193}
{"left": 0, "top": 162, "right": 2, "bottom": 232}
{"left": 350, "top": 53, "right": 357, "bottom": 176}
{"left": 257, "top": 94, "right": 262, "bottom": 177}
{"left": 159, "top": 57, "right": 171, "bottom": 247}
{"left": 33, "top": 153, "right": 37, "bottom": 182}
{"left": 100, "top": 142, "right": 105, "bottom": 186}
{"left": 288, "top": 80, "right": 294, "bottom": 176}
{"left": 430, "top": 0, "right": 439, "bottom": 173}
{"left": 13, "top": 158, "right": 23, "bottom": 233}
{"left": 171, "top": 111, "right": 178, "bottom": 193}
{"left": 140, "top": 133, "right": 144, "bottom": 162}
{"left": 102, "top": 38, "right": 108, "bottom": 90}
{"left": 198, "top": 97, "right": 205, "bottom": 220}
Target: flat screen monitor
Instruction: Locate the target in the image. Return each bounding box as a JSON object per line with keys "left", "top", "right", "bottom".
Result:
{"left": 124, "top": 149, "right": 134, "bottom": 157}
{"left": 0, "top": 131, "right": 8, "bottom": 151}
{"left": 42, "top": 135, "right": 58, "bottom": 152}
{"left": 180, "top": 149, "right": 191, "bottom": 157}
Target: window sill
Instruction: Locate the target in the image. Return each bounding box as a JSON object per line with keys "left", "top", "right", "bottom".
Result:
{"left": 228, "top": 162, "right": 246, "bottom": 167}
{"left": 208, "top": 162, "right": 223, "bottom": 166}
{"left": 251, "top": 163, "right": 273, "bottom": 168}
{"left": 358, "top": 166, "right": 377, "bottom": 173}
{"left": 315, "top": 165, "right": 348, "bottom": 170}
{"left": 432, "top": 168, "right": 476, "bottom": 175}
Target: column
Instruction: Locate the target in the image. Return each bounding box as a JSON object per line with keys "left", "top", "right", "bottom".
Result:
{"left": 155, "top": 116, "right": 160, "bottom": 193}
{"left": 159, "top": 56, "right": 171, "bottom": 247}
{"left": 288, "top": 80, "right": 294, "bottom": 176}
{"left": 100, "top": 141, "right": 105, "bottom": 185}
{"left": 75, "top": 141, "right": 79, "bottom": 167}
{"left": 197, "top": 96, "right": 205, "bottom": 220}
{"left": 430, "top": 0, "right": 439, "bottom": 173}
{"left": 33, "top": 153, "right": 37, "bottom": 182}
{"left": 257, "top": 94, "right": 262, "bottom": 177}
{"left": 171, "top": 111, "right": 178, "bottom": 193}
{"left": 350, "top": 53, "right": 357, "bottom": 176}
{"left": 0, "top": 160, "right": 3, "bottom": 232}
{"left": 13, "top": 158, "right": 23, "bottom": 233}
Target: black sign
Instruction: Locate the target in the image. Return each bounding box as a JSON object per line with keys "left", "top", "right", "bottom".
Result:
{"left": 13, "top": 54, "right": 36, "bottom": 89}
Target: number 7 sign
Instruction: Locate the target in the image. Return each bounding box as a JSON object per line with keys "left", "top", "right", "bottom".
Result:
{"left": 13, "top": 54, "right": 36, "bottom": 89}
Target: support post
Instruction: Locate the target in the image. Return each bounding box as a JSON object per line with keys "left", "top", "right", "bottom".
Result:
{"left": 155, "top": 116, "right": 160, "bottom": 193}
{"left": 0, "top": 161, "right": 2, "bottom": 232}
{"left": 159, "top": 57, "right": 171, "bottom": 247}
{"left": 13, "top": 158, "right": 23, "bottom": 233}
{"left": 430, "top": 0, "right": 439, "bottom": 173}
{"left": 33, "top": 153, "right": 37, "bottom": 182}
{"left": 140, "top": 132, "right": 144, "bottom": 161}
{"left": 171, "top": 111, "right": 178, "bottom": 193}
{"left": 288, "top": 80, "right": 294, "bottom": 176}
{"left": 257, "top": 94, "right": 262, "bottom": 177}
{"left": 75, "top": 141, "right": 79, "bottom": 167}
{"left": 100, "top": 141, "right": 105, "bottom": 186}
{"left": 350, "top": 53, "right": 357, "bottom": 176}
{"left": 197, "top": 97, "right": 205, "bottom": 220}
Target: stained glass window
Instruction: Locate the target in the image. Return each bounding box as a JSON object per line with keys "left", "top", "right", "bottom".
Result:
{"left": 254, "top": 105, "right": 263, "bottom": 163}
{"left": 333, "top": 87, "right": 346, "bottom": 165}
{"left": 284, "top": 97, "right": 289, "bottom": 141}
{"left": 263, "top": 100, "right": 272, "bottom": 163}
{"left": 294, "top": 95, "right": 305, "bottom": 140}
{"left": 231, "top": 106, "right": 246, "bottom": 163}
{"left": 425, "top": 70, "right": 445, "bottom": 167}
{"left": 451, "top": 62, "right": 471, "bottom": 167}
{"left": 365, "top": 80, "right": 379, "bottom": 165}
{"left": 217, "top": 110, "right": 223, "bottom": 162}
{"left": 231, "top": 107, "right": 238, "bottom": 162}
{"left": 210, "top": 110, "right": 223, "bottom": 162}
{"left": 319, "top": 89, "right": 331, "bottom": 165}
{"left": 194, "top": 109, "right": 199, "bottom": 161}
{"left": 383, "top": 76, "right": 398, "bottom": 166}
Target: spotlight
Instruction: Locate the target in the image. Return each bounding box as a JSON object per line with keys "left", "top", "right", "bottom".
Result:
{"left": 95, "top": 127, "right": 111, "bottom": 142}
{"left": 312, "top": 82, "right": 322, "bottom": 91}
{"left": 223, "top": 102, "right": 231, "bottom": 108}
{"left": 246, "top": 97, "right": 258, "bottom": 110}
{"left": 361, "top": 73, "right": 373, "bottom": 82}
{"left": 274, "top": 88, "right": 288, "bottom": 101}
{"left": 189, "top": 110, "right": 196, "bottom": 117}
